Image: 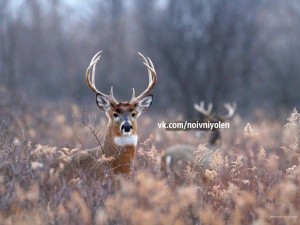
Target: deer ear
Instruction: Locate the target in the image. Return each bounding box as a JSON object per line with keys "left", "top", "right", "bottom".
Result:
{"left": 137, "top": 94, "right": 153, "bottom": 113}
{"left": 96, "top": 94, "right": 112, "bottom": 112}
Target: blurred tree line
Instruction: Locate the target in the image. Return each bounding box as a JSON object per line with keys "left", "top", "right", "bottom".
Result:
{"left": 1, "top": 0, "right": 299, "bottom": 118}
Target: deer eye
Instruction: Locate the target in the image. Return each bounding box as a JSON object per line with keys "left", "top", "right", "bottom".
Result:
{"left": 131, "top": 112, "right": 136, "bottom": 118}
{"left": 113, "top": 113, "right": 118, "bottom": 118}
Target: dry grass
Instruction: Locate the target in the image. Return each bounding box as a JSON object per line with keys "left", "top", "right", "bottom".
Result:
{"left": 0, "top": 99, "right": 299, "bottom": 225}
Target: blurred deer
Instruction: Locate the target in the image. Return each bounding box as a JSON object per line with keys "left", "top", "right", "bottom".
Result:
{"left": 160, "top": 102, "right": 236, "bottom": 183}
{"left": 160, "top": 144, "right": 200, "bottom": 183}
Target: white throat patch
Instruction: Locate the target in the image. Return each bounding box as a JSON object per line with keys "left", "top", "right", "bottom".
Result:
{"left": 114, "top": 135, "right": 138, "bottom": 147}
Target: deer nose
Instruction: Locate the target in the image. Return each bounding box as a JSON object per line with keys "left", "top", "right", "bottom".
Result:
{"left": 121, "top": 122, "right": 132, "bottom": 134}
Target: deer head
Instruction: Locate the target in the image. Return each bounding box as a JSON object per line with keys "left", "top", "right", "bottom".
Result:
{"left": 194, "top": 101, "right": 236, "bottom": 122}
{"left": 194, "top": 101, "right": 236, "bottom": 146}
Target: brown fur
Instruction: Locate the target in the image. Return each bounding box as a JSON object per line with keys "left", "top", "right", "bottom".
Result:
{"left": 110, "top": 145, "right": 136, "bottom": 174}
{"left": 103, "top": 121, "right": 137, "bottom": 174}
{"left": 100, "top": 102, "right": 139, "bottom": 174}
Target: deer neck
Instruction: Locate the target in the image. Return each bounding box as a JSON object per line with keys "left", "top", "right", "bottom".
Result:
{"left": 103, "top": 122, "right": 138, "bottom": 174}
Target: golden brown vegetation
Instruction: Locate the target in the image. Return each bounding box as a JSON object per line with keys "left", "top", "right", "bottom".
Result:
{"left": 0, "top": 100, "right": 299, "bottom": 225}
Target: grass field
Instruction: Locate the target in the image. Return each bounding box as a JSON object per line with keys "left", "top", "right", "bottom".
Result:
{"left": 0, "top": 100, "right": 299, "bottom": 225}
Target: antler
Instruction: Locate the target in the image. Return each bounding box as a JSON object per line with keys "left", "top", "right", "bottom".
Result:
{"left": 194, "top": 101, "right": 213, "bottom": 117}
{"left": 130, "top": 52, "right": 157, "bottom": 103}
{"left": 217, "top": 102, "right": 237, "bottom": 121}
{"left": 86, "top": 51, "right": 118, "bottom": 104}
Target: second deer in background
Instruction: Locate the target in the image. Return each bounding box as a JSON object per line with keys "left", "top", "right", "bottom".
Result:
{"left": 160, "top": 101, "right": 236, "bottom": 183}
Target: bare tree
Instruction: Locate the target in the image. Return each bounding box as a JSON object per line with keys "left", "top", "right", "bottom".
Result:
{"left": 0, "top": 0, "right": 299, "bottom": 119}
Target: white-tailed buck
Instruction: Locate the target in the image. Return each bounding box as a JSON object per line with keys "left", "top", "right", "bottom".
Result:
{"left": 83, "top": 51, "right": 157, "bottom": 174}
{"left": 161, "top": 102, "right": 236, "bottom": 182}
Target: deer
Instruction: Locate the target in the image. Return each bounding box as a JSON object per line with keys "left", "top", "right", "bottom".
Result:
{"left": 82, "top": 51, "right": 157, "bottom": 174}
{"left": 42, "top": 51, "right": 157, "bottom": 178}
{"left": 160, "top": 102, "right": 236, "bottom": 184}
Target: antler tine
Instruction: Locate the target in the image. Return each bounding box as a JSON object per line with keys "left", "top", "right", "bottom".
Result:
{"left": 86, "top": 52, "right": 101, "bottom": 94}
{"left": 131, "top": 88, "right": 135, "bottom": 100}
{"left": 110, "top": 86, "right": 114, "bottom": 97}
{"left": 194, "top": 101, "right": 213, "bottom": 117}
{"left": 219, "top": 102, "right": 237, "bottom": 120}
{"left": 130, "top": 52, "right": 157, "bottom": 103}
{"left": 145, "top": 56, "right": 155, "bottom": 82}
{"left": 86, "top": 51, "right": 118, "bottom": 104}
{"left": 91, "top": 53, "right": 101, "bottom": 88}
{"left": 207, "top": 102, "right": 213, "bottom": 114}
{"left": 139, "top": 53, "right": 152, "bottom": 82}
